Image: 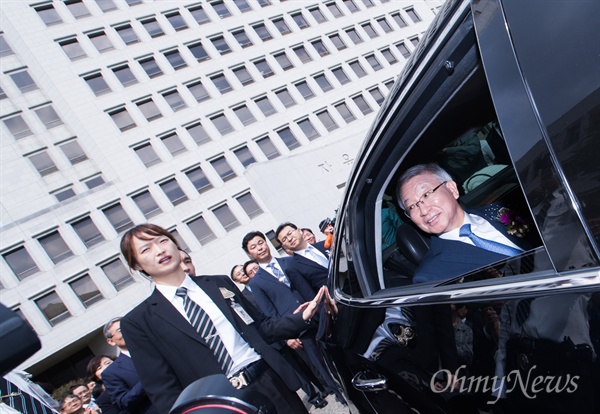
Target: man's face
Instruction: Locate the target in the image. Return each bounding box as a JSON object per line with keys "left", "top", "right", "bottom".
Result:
{"left": 278, "top": 226, "right": 307, "bottom": 252}
{"left": 107, "top": 320, "right": 126, "bottom": 349}
{"left": 61, "top": 396, "right": 83, "bottom": 414}
{"left": 302, "top": 230, "right": 316, "bottom": 244}
{"left": 245, "top": 236, "right": 272, "bottom": 263}
{"left": 72, "top": 386, "right": 91, "bottom": 404}
{"left": 232, "top": 265, "right": 250, "bottom": 285}
{"left": 132, "top": 233, "right": 182, "bottom": 279}
{"left": 179, "top": 251, "right": 196, "bottom": 275}
{"left": 400, "top": 173, "right": 463, "bottom": 235}
{"left": 245, "top": 262, "right": 259, "bottom": 278}
{"left": 96, "top": 357, "right": 113, "bottom": 380}
{"left": 322, "top": 224, "right": 334, "bottom": 235}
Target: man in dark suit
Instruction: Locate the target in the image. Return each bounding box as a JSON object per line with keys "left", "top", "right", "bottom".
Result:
{"left": 119, "top": 224, "right": 326, "bottom": 414}
{"left": 396, "top": 162, "right": 529, "bottom": 283}
{"left": 101, "top": 317, "right": 155, "bottom": 414}
{"left": 242, "top": 231, "right": 345, "bottom": 404}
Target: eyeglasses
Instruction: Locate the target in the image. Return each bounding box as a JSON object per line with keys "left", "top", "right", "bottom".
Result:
{"left": 280, "top": 229, "right": 298, "bottom": 244}
{"left": 403, "top": 181, "right": 447, "bottom": 217}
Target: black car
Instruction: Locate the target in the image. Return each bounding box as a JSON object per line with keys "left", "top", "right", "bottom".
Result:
{"left": 324, "top": 0, "right": 599, "bottom": 413}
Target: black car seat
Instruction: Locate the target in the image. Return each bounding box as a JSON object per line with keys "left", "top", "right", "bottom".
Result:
{"left": 395, "top": 222, "right": 431, "bottom": 266}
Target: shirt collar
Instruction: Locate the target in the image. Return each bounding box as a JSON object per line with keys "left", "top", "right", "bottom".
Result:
{"left": 155, "top": 275, "right": 198, "bottom": 302}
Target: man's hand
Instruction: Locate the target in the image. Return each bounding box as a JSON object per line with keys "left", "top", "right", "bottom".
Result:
{"left": 294, "top": 286, "right": 326, "bottom": 321}
{"left": 323, "top": 287, "right": 338, "bottom": 317}
{"left": 286, "top": 338, "right": 303, "bottom": 349}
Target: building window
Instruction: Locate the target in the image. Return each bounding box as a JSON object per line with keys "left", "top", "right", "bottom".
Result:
{"left": 102, "top": 203, "right": 133, "bottom": 233}
{"left": 352, "top": 94, "right": 373, "bottom": 114}
{"left": 35, "top": 292, "right": 70, "bottom": 326}
{"left": 329, "top": 34, "right": 347, "bottom": 51}
{"left": 159, "top": 178, "right": 188, "bottom": 205}
{"left": 169, "top": 228, "right": 189, "bottom": 251}
{"left": 343, "top": 0, "right": 359, "bottom": 13}
{"left": 96, "top": 0, "right": 117, "bottom": 12}
{"left": 54, "top": 187, "right": 76, "bottom": 201}
{"left": 186, "top": 81, "right": 210, "bottom": 102}
{"left": 369, "top": 86, "right": 385, "bottom": 105}
{"left": 273, "top": 51, "right": 293, "bottom": 71}
{"left": 83, "top": 72, "right": 111, "bottom": 96}
{"left": 377, "top": 17, "right": 394, "bottom": 33}
{"left": 361, "top": 23, "right": 378, "bottom": 39}
{"left": 313, "top": 73, "right": 333, "bottom": 92}
{"left": 316, "top": 109, "right": 339, "bottom": 131}
{"left": 162, "top": 90, "right": 187, "bottom": 111}
{"left": 233, "top": 67, "right": 254, "bottom": 85}
{"left": 213, "top": 204, "right": 240, "bottom": 231}
{"left": 164, "top": 49, "right": 187, "bottom": 70}
{"left": 275, "top": 89, "right": 296, "bottom": 108}
{"left": 254, "top": 96, "right": 276, "bottom": 116}
{"left": 134, "top": 143, "right": 161, "bottom": 167}
{"left": 35, "top": 105, "right": 63, "bottom": 129}
{"left": 232, "top": 29, "right": 253, "bottom": 48}
{"left": 136, "top": 98, "right": 162, "bottom": 122}
{"left": 141, "top": 17, "right": 164, "bottom": 38}
{"left": 70, "top": 275, "right": 103, "bottom": 307}
{"left": 188, "top": 5, "right": 211, "bottom": 25}
{"left": 139, "top": 57, "right": 163, "bottom": 78}
{"left": 160, "top": 132, "right": 186, "bottom": 155}
{"left": 348, "top": 60, "right": 367, "bottom": 78}
{"left": 72, "top": 216, "right": 105, "bottom": 248}
{"left": 84, "top": 174, "right": 105, "bottom": 189}
{"left": 211, "top": 0, "right": 232, "bottom": 18}
{"left": 326, "top": 2, "right": 343, "bottom": 18}
{"left": 332, "top": 67, "right": 350, "bottom": 84}
{"left": 38, "top": 231, "right": 73, "bottom": 264}
{"left": 0, "top": 87, "right": 5, "bottom": 100}
{"left": 291, "top": 12, "right": 309, "bottom": 29}
{"left": 185, "top": 121, "right": 211, "bottom": 145}
{"left": 187, "top": 42, "right": 210, "bottom": 61}
{"left": 108, "top": 107, "right": 136, "bottom": 131}
{"left": 34, "top": 4, "right": 63, "bottom": 26}
{"left": 211, "top": 156, "right": 236, "bottom": 181}
{"left": 365, "top": 54, "right": 383, "bottom": 71}
{"left": 185, "top": 166, "right": 213, "bottom": 193}
{"left": 210, "top": 73, "right": 233, "bottom": 94}
{"left": 59, "top": 38, "right": 87, "bottom": 61}
{"left": 395, "top": 42, "right": 411, "bottom": 58}
{"left": 380, "top": 48, "right": 398, "bottom": 65}
{"left": 115, "top": 24, "right": 139, "bottom": 45}
{"left": 256, "top": 137, "right": 280, "bottom": 159}
{"left": 234, "top": 0, "right": 251, "bottom": 12}
{"left": 10, "top": 70, "right": 38, "bottom": 93}
{"left": 28, "top": 150, "right": 58, "bottom": 176}
{"left": 311, "top": 39, "right": 330, "bottom": 57}
{"left": 233, "top": 146, "right": 256, "bottom": 168}
{"left": 254, "top": 59, "right": 274, "bottom": 78}
{"left": 3, "top": 115, "right": 33, "bottom": 139}
{"left": 237, "top": 192, "right": 263, "bottom": 218}
{"left": 88, "top": 31, "right": 114, "bottom": 52}
{"left": 0, "top": 34, "right": 14, "bottom": 57}
{"left": 405, "top": 7, "right": 422, "bottom": 23}
{"left": 391, "top": 12, "right": 408, "bottom": 28}
{"left": 166, "top": 12, "right": 188, "bottom": 31}
{"left": 362, "top": 0, "right": 375, "bottom": 6}
{"left": 60, "top": 140, "right": 88, "bottom": 165}
{"left": 65, "top": 0, "right": 90, "bottom": 19}
{"left": 210, "top": 113, "right": 234, "bottom": 135}
{"left": 132, "top": 190, "right": 162, "bottom": 218}
{"left": 410, "top": 36, "right": 420, "bottom": 47}
{"left": 233, "top": 105, "right": 256, "bottom": 126}
{"left": 210, "top": 36, "right": 231, "bottom": 55}
{"left": 272, "top": 17, "right": 291, "bottom": 35}
{"left": 252, "top": 23, "right": 272, "bottom": 41}
{"left": 297, "top": 118, "right": 320, "bottom": 140}
{"left": 101, "top": 258, "right": 134, "bottom": 290}
{"left": 293, "top": 45, "right": 312, "bottom": 63}
{"left": 277, "top": 127, "right": 300, "bottom": 150}
{"left": 187, "top": 216, "right": 216, "bottom": 245}
{"left": 112, "top": 64, "right": 138, "bottom": 86}
{"left": 3, "top": 246, "right": 38, "bottom": 280}
{"left": 295, "top": 81, "right": 315, "bottom": 100}
{"left": 345, "top": 28, "right": 363, "bottom": 44}
{"left": 309, "top": 7, "right": 327, "bottom": 23}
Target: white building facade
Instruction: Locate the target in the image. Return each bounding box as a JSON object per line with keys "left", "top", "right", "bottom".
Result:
{"left": 0, "top": 0, "right": 441, "bottom": 385}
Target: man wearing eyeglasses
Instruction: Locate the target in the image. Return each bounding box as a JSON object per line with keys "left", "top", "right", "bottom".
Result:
{"left": 396, "top": 162, "right": 528, "bottom": 284}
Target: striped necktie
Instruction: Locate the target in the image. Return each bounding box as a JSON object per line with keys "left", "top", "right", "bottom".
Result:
{"left": 268, "top": 262, "right": 291, "bottom": 287}
{"left": 459, "top": 224, "right": 522, "bottom": 257}
{"left": 175, "top": 287, "right": 233, "bottom": 374}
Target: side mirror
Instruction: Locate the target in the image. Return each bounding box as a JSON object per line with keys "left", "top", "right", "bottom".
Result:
{"left": 0, "top": 303, "right": 41, "bottom": 376}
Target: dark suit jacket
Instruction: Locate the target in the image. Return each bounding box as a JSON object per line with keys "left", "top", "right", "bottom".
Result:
{"left": 102, "top": 353, "right": 155, "bottom": 414}
{"left": 414, "top": 210, "right": 531, "bottom": 284}
{"left": 121, "top": 275, "right": 308, "bottom": 414}
{"left": 248, "top": 257, "right": 315, "bottom": 318}
{"left": 286, "top": 241, "right": 330, "bottom": 292}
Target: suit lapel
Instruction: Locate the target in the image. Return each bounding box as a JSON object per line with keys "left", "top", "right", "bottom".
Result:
{"left": 193, "top": 276, "right": 246, "bottom": 333}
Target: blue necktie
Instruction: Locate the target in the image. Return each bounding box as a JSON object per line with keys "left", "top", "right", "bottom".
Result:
{"left": 175, "top": 287, "right": 233, "bottom": 374}
{"left": 459, "top": 224, "right": 522, "bottom": 257}
{"left": 268, "top": 263, "right": 291, "bottom": 287}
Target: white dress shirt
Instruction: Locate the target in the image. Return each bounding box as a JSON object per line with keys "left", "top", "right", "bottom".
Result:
{"left": 440, "top": 212, "right": 522, "bottom": 251}
{"left": 296, "top": 244, "right": 329, "bottom": 268}
{"left": 156, "top": 276, "right": 260, "bottom": 376}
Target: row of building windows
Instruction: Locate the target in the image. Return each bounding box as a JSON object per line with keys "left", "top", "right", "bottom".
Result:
{"left": 33, "top": 0, "right": 142, "bottom": 27}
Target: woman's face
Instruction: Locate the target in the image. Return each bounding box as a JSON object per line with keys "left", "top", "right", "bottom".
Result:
{"left": 96, "top": 357, "right": 113, "bottom": 380}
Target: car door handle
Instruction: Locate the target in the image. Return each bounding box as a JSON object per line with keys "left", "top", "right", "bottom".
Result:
{"left": 351, "top": 370, "right": 388, "bottom": 392}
